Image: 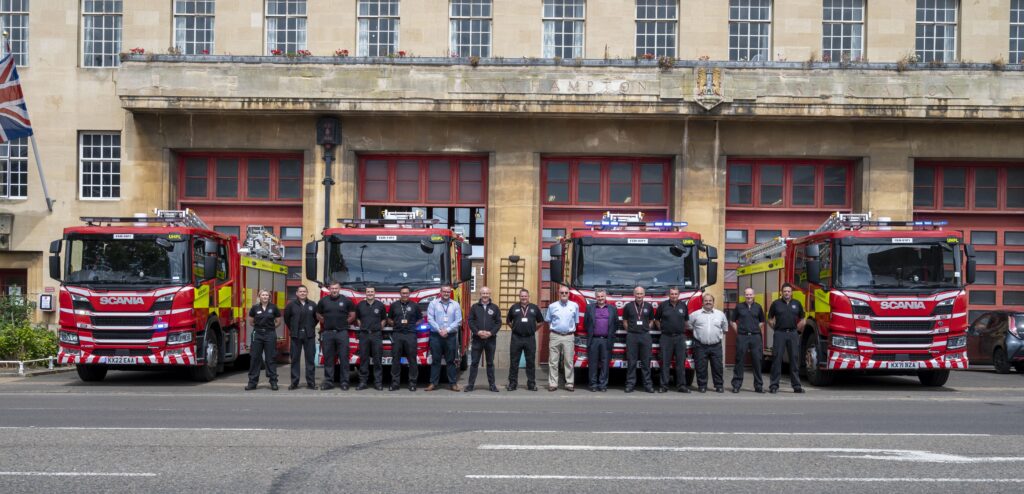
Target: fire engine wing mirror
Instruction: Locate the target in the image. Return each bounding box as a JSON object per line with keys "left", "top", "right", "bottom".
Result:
{"left": 305, "top": 241, "right": 320, "bottom": 283}
{"left": 549, "top": 243, "right": 563, "bottom": 258}
{"left": 49, "top": 239, "right": 62, "bottom": 254}
{"left": 669, "top": 243, "right": 689, "bottom": 258}
{"left": 549, "top": 259, "right": 564, "bottom": 285}
{"left": 703, "top": 260, "right": 718, "bottom": 287}
{"left": 203, "top": 255, "right": 218, "bottom": 281}
{"left": 460, "top": 258, "right": 473, "bottom": 284}
{"left": 698, "top": 244, "right": 718, "bottom": 261}
{"left": 203, "top": 239, "right": 218, "bottom": 255}
{"left": 806, "top": 259, "right": 822, "bottom": 286}
{"left": 419, "top": 239, "right": 435, "bottom": 254}
{"left": 805, "top": 244, "right": 820, "bottom": 258}
{"left": 48, "top": 240, "right": 62, "bottom": 281}
{"left": 964, "top": 244, "right": 977, "bottom": 285}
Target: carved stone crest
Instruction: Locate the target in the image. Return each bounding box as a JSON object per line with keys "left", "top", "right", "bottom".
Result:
{"left": 694, "top": 67, "right": 724, "bottom": 110}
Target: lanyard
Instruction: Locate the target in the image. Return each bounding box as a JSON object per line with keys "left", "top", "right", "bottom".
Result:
{"left": 634, "top": 301, "right": 644, "bottom": 320}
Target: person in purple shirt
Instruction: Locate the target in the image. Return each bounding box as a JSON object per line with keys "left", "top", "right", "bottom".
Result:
{"left": 583, "top": 289, "right": 621, "bottom": 392}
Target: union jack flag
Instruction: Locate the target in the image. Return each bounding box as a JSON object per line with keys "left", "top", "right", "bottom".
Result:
{"left": 0, "top": 53, "right": 32, "bottom": 144}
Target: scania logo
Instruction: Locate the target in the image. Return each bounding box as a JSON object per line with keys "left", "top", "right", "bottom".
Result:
{"left": 878, "top": 301, "right": 926, "bottom": 310}
{"left": 99, "top": 296, "right": 145, "bottom": 305}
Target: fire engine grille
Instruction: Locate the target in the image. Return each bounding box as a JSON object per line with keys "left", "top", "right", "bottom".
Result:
{"left": 91, "top": 330, "right": 154, "bottom": 341}
{"left": 91, "top": 316, "right": 155, "bottom": 327}
{"left": 92, "top": 349, "right": 152, "bottom": 356}
{"left": 871, "top": 353, "right": 933, "bottom": 361}
{"left": 870, "top": 320, "right": 933, "bottom": 332}
{"left": 870, "top": 334, "right": 934, "bottom": 346}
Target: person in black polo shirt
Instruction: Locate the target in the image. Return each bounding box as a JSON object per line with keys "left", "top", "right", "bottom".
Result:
{"left": 387, "top": 286, "right": 422, "bottom": 392}
{"left": 621, "top": 286, "right": 655, "bottom": 394}
{"left": 284, "top": 286, "right": 318, "bottom": 390}
{"left": 655, "top": 286, "right": 690, "bottom": 393}
{"left": 315, "top": 281, "right": 355, "bottom": 391}
{"left": 246, "top": 289, "right": 282, "bottom": 391}
{"left": 768, "top": 283, "right": 806, "bottom": 394}
{"left": 506, "top": 288, "right": 544, "bottom": 391}
{"left": 354, "top": 286, "right": 386, "bottom": 391}
{"left": 730, "top": 287, "right": 765, "bottom": 394}
{"left": 583, "top": 289, "right": 619, "bottom": 392}
{"left": 466, "top": 286, "right": 501, "bottom": 392}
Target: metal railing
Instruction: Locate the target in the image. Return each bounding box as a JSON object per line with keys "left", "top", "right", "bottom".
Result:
{"left": 0, "top": 356, "right": 57, "bottom": 376}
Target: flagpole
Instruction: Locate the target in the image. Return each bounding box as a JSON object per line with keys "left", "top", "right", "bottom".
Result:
{"left": 29, "top": 134, "right": 53, "bottom": 212}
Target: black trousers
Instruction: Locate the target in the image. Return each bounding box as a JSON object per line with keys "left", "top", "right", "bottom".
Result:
{"left": 390, "top": 331, "right": 419, "bottom": 386}
{"left": 429, "top": 332, "right": 458, "bottom": 386}
{"left": 290, "top": 335, "right": 316, "bottom": 386}
{"left": 770, "top": 330, "right": 802, "bottom": 389}
{"left": 248, "top": 329, "right": 278, "bottom": 385}
{"left": 358, "top": 331, "right": 383, "bottom": 387}
{"left": 321, "top": 330, "right": 350, "bottom": 384}
{"left": 467, "top": 336, "right": 497, "bottom": 387}
{"left": 508, "top": 333, "right": 536, "bottom": 387}
{"left": 660, "top": 333, "right": 688, "bottom": 389}
{"left": 625, "top": 332, "right": 653, "bottom": 390}
{"left": 732, "top": 333, "right": 764, "bottom": 389}
{"left": 587, "top": 337, "right": 610, "bottom": 389}
{"left": 693, "top": 340, "right": 724, "bottom": 388}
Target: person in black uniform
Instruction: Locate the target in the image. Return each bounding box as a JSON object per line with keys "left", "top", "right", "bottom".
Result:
{"left": 655, "top": 286, "right": 690, "bottom": 393}
{"left": 622, "top": 286, "right": 655, "bottom": 393}
{"left": 506, "top": 288, "right": 544, "bottom": 391}
{"left": 731, "top": 287, "right": 766, "bottom": 393}
{"left": 387, "top": 285, "right": 422, "bottom": 392}
{"left": 466, "top": 286, "right": 501, "bottom": 392}
{"left": 354, "top": 286, "right": 386, "bottom": 391}
{"left": 583, "top": 289, "right": 619, "bottom": 392}
{"left": 284, "top": 286, "right": 318, "bottom": 390}
{"left": 768, "top": 283, "right": 806, "bottom": 394}
{"left": 316, "top": 281, "right": 355, "bottom": 390}
{"left": 246, "top": 289, "right": 282, "bottom": 391}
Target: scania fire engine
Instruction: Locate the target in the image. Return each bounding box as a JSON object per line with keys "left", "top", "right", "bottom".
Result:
{"left": 51, "top": 209, "right": 289, "bottom": 382}
{"left": 737, "top": 212, "right": 977, "bottom": 387}
{"left": 548, "top": 212, "right": 720, "bottom": 386}
{"left": 305, "top": 211, "right": 474, "bottom": 374}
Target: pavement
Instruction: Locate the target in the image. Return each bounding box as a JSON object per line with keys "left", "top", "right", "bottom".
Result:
{"left": 0, "top": 364, "right": 1022, "bottom": 493}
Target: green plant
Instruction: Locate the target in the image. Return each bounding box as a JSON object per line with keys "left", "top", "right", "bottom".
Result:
{"left": 469, "top": 55, "right": 480, "bottom": 67}
{"left": 0, "top": 295, "right": 31, "bottom": 325}
{"left": 657, "top": 55, "right": 675, "bottom": 70}
{"left": 0, "top": 322, "right": 57, "bottom": 361}
{"left": 896, "top": 52, "right": 919, "bottom": 72}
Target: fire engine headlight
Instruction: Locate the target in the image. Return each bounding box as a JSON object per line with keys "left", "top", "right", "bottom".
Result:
{"left": 152, "top": 293, "right": 175, "bottom": 311}
{"left": 59, "top": 331, "right": 79, "bottom": 345}
{"left": 70, "top": 294, "right": 93, "bottom": 312}
{"left": 167, "top": 332, "right": 193, "bottom": 345}
{"left": 831, "top": 335, "right": 858, "bottom": 350}
{"left": 932, "top": 298, "right": 955, "bottom": 316}
{"left": 946, "top": 335, "right": 967, "bottom": 350}
{"left": 849, "top": 298, "right": 872, "bottom": 316}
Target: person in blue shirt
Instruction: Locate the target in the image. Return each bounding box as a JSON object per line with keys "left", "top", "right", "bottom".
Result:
{"left": 546, "top": 287, "right": 580, "bottom": 391}
{"left": 426, "top": 284, "right": 462, "bottom": 391}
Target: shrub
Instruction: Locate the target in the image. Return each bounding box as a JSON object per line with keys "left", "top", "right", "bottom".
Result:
{"left": 0, "top": 321, "right": 58, "bottom": 361}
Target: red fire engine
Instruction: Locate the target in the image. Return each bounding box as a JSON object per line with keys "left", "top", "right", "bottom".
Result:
{"left": 737, "top": 212, "right": 977, "bottom": 387}
{"left": 50, "top": 210, "right": 289, "bottom": 382}
{"left": 304, "top": 211, "right": 474, "bottom": 373}
{"left": 548, "top": 212, "right": 720, "bottom": 386}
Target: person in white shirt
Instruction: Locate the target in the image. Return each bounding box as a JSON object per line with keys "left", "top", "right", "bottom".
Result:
{"left": 687, "top": 293, "right": 729, "bottom": 393}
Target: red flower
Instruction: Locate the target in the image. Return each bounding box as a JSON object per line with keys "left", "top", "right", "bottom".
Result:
{"left": 335, "top": 49, "right": 349, "bottom": 57}
{"left": 271, "top": 49, "right": 283, "bottom": 56}
{"left": 201, "top": 49, "right": 209, "bottom": 55}
{"left": 642, "top": 53, "right": 655, "bottom": 60}
{"left": 130, "top": 47, "right": 145, "bottom": 55}
{"left": 397, "top": 50, "right": 407, "bottom": 57}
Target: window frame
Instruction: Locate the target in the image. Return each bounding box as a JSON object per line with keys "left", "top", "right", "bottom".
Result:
{"left": 821, "top": 0, "right": 865, "bottom": 63}
{"left": 177, "top": 152, "right": 304, "bottom": 204}
{"left": 913, "top": 162, "right": 1024, "bottom": 212}
{"left": 358, "top": 154, "right": 489, "bottom": 207}
{"left": 915, "top": 0, "right": 959, "bottom": 63}
{"left": 173, "top": 0, "right": 216, "bottom": 55}
{"left": 0, "top": 138, "right": 28, "bottom": 200}
{"left": 265, "top": 0, "right": 307, "bottom": 55}
{"left": 1012, "top": 0, "right": 1024, "bottom": 64}
{"left": 542, "top": 0, "right": 586, "bottom": 59}
{"left": 634, "top": 0, "right": 678, "bottom": 58}
{"left": 357, "top": 0, "right": 401, "bottom": 57}
{"left": 541, "top": 157, "right": 671, "bottom": 208}
{"left": 726, "top": 159, "right": 853, "bottom": 210}
{"left": 450, "top": 0, "right": 492, "bottom": 58}
{"left": 0, "top": 0, "right": 30, "bottom": 66}
{"left": 81, "top": 0, "right": 123, "bottom": 68}
{"left": 728, "top": 0, "right": 773, "bottom": 62}
{"left": 78, "top": 131, "right": 122, "bottom": 201}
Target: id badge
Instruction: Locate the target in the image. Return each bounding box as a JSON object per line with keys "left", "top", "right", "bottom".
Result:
{"left": 521, "top": 317, "right": 528, "bottom": 323}
{"left": 636, "top": 321, "right": 644, "bottom": 326}
{"left": 401, "top": 319, "right": 408, "bottom": 324}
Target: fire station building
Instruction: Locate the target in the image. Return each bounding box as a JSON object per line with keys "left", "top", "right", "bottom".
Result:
{"left": 2, "top": 1, "right": 1024, "bottom": 364}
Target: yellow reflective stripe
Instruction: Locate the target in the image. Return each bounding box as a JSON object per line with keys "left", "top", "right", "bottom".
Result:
{"left": 814, "top": 288, "right": 831, "bottom": 314}
{"left": 276, "top": 292, "right": 285, "bottom": 307}
{"left": 240, "top": 256, "right": 288, "bottom": 274}
{"left": 194, "top": 284, "right": 210, "bottom": 309}
{"left": 218, "top": 286, "right": 232, "bottom": 308}
{"left": 737, "top": 258, "right": 785, "bottom": 276}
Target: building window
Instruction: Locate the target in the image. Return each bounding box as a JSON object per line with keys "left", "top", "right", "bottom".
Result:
{"left": 82, "top": 0, "right": 122, "bottom": 68}
{"left": 359, "top": 155, "right": 488, "bottom": 206}
{"left": 915, "top": 164, "right": 1024, "bottom": 211}
{"left": 1005, "top": 271, "right": 1024, "bottom": 285}
{"left": 975, "top": 270, "right": 996, "bottom": 285}
{"left": 969, "top": 290, "right": 995, "bottom": 305}
{"left": 915, "top": 0, "right": 958, "bottom": 63}
{"left": 754, "top": 229, "right": 781, "bottom": 244}
{"left": 358, "top": 0, "right": 400, "bottom": 57}
{"left": 79, "top": 132, "right": 121, "bottom": 200}
{"left": 729, "top": 0, "right": 771, "bottom": 61}
{"left": 0, "top": 139, "right": 28, "bottom": 199}
{"left": 1012, "top": 0, "right": 1024, "bottom": 64}
{"left": 179, "top": 154, "right": 302, "bottom": 202}
{"left": 635, "top": 0, "right": 677, "bottom": 58}
{"left": 450, "top": 0, "right": 491, "bottom": 57}
{"left": 1006, "top": 232, "right": 1024, "bottom": 246}
{"left": 265, "top": 0, "right": 306, "bottom": 55}
{"left": 972, "top": 231, "right": 997, "bottom": 245}
{"left": 913, "top": 166, "right": 934, "bottom": 208}
{"left": 542, "top": 158, "right": 670, "bottom": 207}
{"left": 542, "top": 0, "right": 585, "bottom": 58}
{"left": 727, "top": 160, "right": 851, "bottom": 208}
{"left": 725, "top": 229, "right": 748, "bottom": 244}
{"left": 822, "top": 0, "right": 863, "bottom": 62}
{"left": 174, "top": 1, "right": 215, "bottom": 55}
{"left": 0, "top": 0, "right": 29, "bottom": 66}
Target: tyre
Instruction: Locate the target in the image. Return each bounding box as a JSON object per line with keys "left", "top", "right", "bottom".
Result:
{"left": 992, "top": 348, "right": 1011, "bottom": 374}
{"left": 189, "top": 328, "right": 221, "bottom": 382}
{"left": 918, "top": 369, "right": 950, "bottom": 387}
{"left": 803, "top": 332, "right": 834, "bottom": 387}
{"left": 76, "top": 364, "right": 108, "bottom": 382}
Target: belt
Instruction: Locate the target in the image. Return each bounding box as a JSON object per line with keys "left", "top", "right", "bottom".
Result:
{"left": 322, "top": 328, "right": 347, "bottom": 332}
{"left": 552, "top": 331, "right": 574, "bottom": 336}
{"left": 662, "top": 332, "right": 684, "bottom": 336}
{"left": 738, "top": 332, "right": 761, "bottom": 336}
{"left": 591, "top": 335, "right": 610, "bottom": 339}
{"left": 775, "top": 328, "right": 796, "bottom": 332}
{"left": 696, "top": 340, "right": 722, "bottom": 346}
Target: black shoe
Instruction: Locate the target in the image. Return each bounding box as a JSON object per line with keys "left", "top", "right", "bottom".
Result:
{"left": 794, "top": 388, "right": 805, "bottom": 394}
{"left": 624, "top": 387, "right": 635, "bottom": 393}
{"left": 657, "top": 387, "right": 668, "bottom": 393}
{"left": 754, "top": 387, "right": 764, "bottom": 393}
{"left": 598, "top": 388, "right": 607, "bottom": 392}
{"left": 356, "top": 383, "right": 368, "bottom": 391}
{"left": 489, "top": 385, "right": 499, "bottom": 392}
{"left": 245, "top": 383, "right": 257, "bottom": 391}
{"left": 527, "top": 384, "right": 538, "bottom": 391}
{"left": 409, "top": 386, "right": 417, "bottom": 392}
{"left": 731, "top": 387, "right": 740, "bottom": 394}
{"left": 698, "top": 386, "right": 707, "bottom": 393}
{"left": 464, "top": 385, "right": 475, "bottom": 392}
{"left": 320, "top": 383, "right": 334, "bottom": 391}
{"left": 270, "top": 383, "right": 279, "bottom": 391}
{"left": 340, "top": 384, "right": 349, "bottom": 391}
{"left": 714, "top": 387, "right": 724, "bottom": 393}
{"left": 677, "top": 386, "right": 690, "bottom": 393}
{"left": 389, "top": 385, "right": 400, "bottom": 391}
{"left": 644, "top": 387, "right": 655, "bottom": 393}
{"left": 307, "top": 383, "right": 316, "bottom": 390}
{"left": 769, "top": 387, "right": 778, "bottom": 394}
{"left": 288, "top": 384, "right": 299, "bottom": 390}
{"left": 590, "top": 387, "right": 598, "bottom": 392}
{"left": 506, "top": 384, "right": 517, "bottom": 391}
{"left": 375, "top": 385, "right": 384, "bottom": 391}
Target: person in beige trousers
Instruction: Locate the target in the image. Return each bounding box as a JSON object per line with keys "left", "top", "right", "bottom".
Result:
{"left": 545, "top": 287, "right": 580, "bottom": 391}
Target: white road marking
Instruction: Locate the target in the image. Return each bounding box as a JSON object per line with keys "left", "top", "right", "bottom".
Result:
{"left": 477, "top": 430, "right": 992, "bottom": 437}
{"left": 0, "top": 471, "right": 157, "bottom": 477}
{"left": 466, "top": 475, "right": 1024, "bottom": 483}
{"left": 478, "top": 445, "right": 1024, "bottom": 464}
{"left": 0, "top": 426, "right": 270, "bottom": 432}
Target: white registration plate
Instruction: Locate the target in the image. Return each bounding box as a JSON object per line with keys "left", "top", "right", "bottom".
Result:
{"left": 612, "top": 360, "right": 626, "bottom": 368}
{"left": 381, "top": 357, "right": 393, "bottom": 365}
{"left": 886, "top": 361, "right": 919, "bottom": 369}
{"left": 102, "top": 356, "right": 138, "bottom": 365}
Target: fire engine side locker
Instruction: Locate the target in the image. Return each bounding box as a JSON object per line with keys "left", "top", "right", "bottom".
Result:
{"left": 737, "top": 256, "right": 783, "bottom": 365}
{"left": 241, "top": 255, "right": 290, "bottom": 362}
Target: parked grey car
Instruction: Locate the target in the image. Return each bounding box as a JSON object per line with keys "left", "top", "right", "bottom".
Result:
{"left": 967, "top": 311, "right": 1024, "bottom": 374}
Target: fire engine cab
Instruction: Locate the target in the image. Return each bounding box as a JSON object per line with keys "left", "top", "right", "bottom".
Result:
{"left": 738, "top": 212, "right": 977, "bottom": 387}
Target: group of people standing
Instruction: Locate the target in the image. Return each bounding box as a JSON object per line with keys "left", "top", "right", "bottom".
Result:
{"left": 244, "top": 282, "right": 808, "bottom": 395}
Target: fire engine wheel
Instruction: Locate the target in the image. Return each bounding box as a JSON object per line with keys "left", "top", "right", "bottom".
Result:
{"left": 918, "top": 369, "right": 950, "bottom": 386}
{"left": 76, "top": 364, "right": 107, "bottom": 382}
{"left": 802, "top": 333, "right": 834, "bottom": 387}
{"left": 189, "top": 327, "right": 221, "bottom": 382}
{"left": 992, "top": 348, "right": 1012, "bottom": 375}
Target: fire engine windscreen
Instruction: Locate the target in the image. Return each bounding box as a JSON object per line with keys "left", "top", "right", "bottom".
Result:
{"left": 576, "top": 243, "right": 697, "bottom": 290}
{"left": 64, "top": 234, "right": 189, "bottom": 286}
{"left": 837, "top": 243, "right": 960, "bottom": 289}
{"left": 327, "top": 239, "right": 447, "bottom": 287}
